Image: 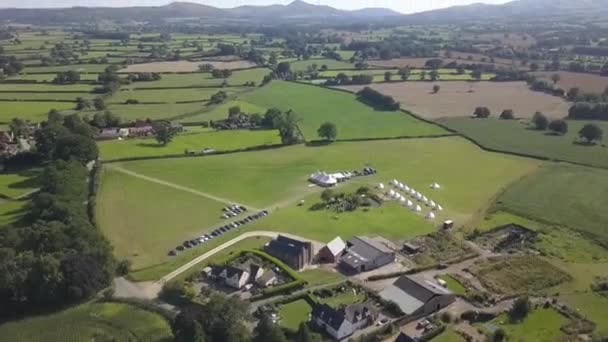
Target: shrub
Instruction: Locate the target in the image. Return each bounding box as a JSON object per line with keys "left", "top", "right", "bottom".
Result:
{"left": 509, "top": 296, "right": 531, "bottom": 322}
{"left": 532, "top": 111, "right": 549, "bottom": 130}
{"left": 473, "top": 107, "right": 491, "bottom": 118}
{"left": 499, "top": 109, "right": 515, "bottom": 120}
{"left": 548, "top": 119, "right": 568, "bottom": 135}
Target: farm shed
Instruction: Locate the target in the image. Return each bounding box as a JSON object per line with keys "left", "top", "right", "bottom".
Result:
{"left": 379, "top": 275, "right": 455, "bottom": 317}
{"left": 339, "top": 236, "right": 395, "bottom": 274}
{"left": 317, "top": 236, "right": 347, "bottom": 263}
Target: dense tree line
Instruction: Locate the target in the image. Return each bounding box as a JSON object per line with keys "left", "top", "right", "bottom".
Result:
{"left": 568, "top": 102, "right": 608, "bottom": 120}
{"left": 0, "top": 55, "right": 24, "bottom": 77}
{"left": 0, "top": 111, "right": 114, "bottom": 318}
{"left": 342, "top": 38, "right": 436, "bottom": 60}
{"left": 52, "top": 70, "right": 81, "bottom": 84}
{"left": 324, "top": 73, "right": 373, "bottom": 86}
{"left": 356, "top": 87, "right": 400, "bottom": 111}
{"left": 260, "top": 108, "right": 302, "bottom": 144}
{"left": 126, "top": 72, "right": 162, "bottom": 83}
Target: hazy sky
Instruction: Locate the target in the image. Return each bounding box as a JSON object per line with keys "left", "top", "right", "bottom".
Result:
{"left": 0, "top": 0, "right": 511, "bottom": 14}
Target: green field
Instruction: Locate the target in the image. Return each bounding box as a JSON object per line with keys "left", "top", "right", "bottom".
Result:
{"left": 0, "top": 101, "right": 76, "bottom": 123}
{"left": 107, "top": 102, "right": 208, "bottom": 121}
{"left": 0, "top": 199, "right": 27, "bottom": 226}
{"left": 99, "top": 128, "right": 281, "bottom": 161}
{"left": 108, "top": 87, "right": 241, "bottom": 104}
{"left": 496, "top": 164, "right": 608, "bottom": 246}
{"left": 299, "top": 269, "right": 345, "bottom": 287}
{"left": 243, "top": 81, "right": 448, "bottom": 140}
{"left": 0, "top": 302, "right": 172, "bottom": 342}
{"left": 99, "top": 137, "right": 539, "bottom": 273}
{"left": 317, "top": 290, "right": 366, "bottom": 307}
{"left": 24, "top": 64, "right": 112, "bottom": 73}
{"left": 438, "top": 275, "right": 468, "bottom": 295}
{"left": 483, "top": 309, "right": 567, "bottom": 342}
{"left": 96, "top": 167, "right": 229, "bottom": 269}
{"left": 289, "top": 58, "right": 354, "bottom": 72}
{"left": 439, "top": 118, "right": 608, "bottom": 169}
{"left": 0, "top": 166, "right": 40, "bottom": 199}
{"left": 0, "top": 83, "right": 95, "bottom": 92}
{"left": 278, "top": 299, "right": 313, "bottom": 331}
{"left": 178, "top": 100, "right": 267, "bottom": 123}
{"left": 432, "top": 327, "right": 465, "bottom": 342}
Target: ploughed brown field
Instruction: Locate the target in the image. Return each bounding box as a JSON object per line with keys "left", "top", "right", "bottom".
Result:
{"left": 120, "top": 60, "right": 256, "bottom": 73}
{"left": 338, "top": 81, "right": 571, "bottom": 119}
{"left": 531, "top": 71, "right": 608, "bottom": 94}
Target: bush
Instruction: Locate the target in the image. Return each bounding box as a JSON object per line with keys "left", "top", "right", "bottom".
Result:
{"left": 499, "top": 109, "right": 515, "bottom": 120}
{"left": 473, "top": 107, "right": 491, "bottom": 118}
{"left": 493, "top": 328, "right": 506, "bottom": 342}
{"left": 356, "top": 87, "right": 400, "bottom": 111}
{"left": 548, "top": 119, "right": 568, "bottom": 135}
{"left": 509, "top": 296, "right": 531, "bottom": 322}
{"left": 532, "top": 112, "right": 549, "bottom": 130}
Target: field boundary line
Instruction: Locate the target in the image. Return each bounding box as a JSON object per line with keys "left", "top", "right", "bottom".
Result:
{"left": 107, "top": 164, "right": 261, "bottom": 211}
{"left": 159, "top": 231, "right": 323, "bottom": 283}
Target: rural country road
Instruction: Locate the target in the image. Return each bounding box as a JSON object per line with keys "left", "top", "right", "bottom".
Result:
{"left": 107, "top": 165, "right": 262, "bottom": 211}
{"left": 160, "top": 231, "right": 324, "bottom": 284}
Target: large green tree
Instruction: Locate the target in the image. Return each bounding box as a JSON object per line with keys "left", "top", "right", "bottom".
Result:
{"left": 152, "top": 122, "right": 178, "bottom": 146}
{"left": 579, "top": 123, "right": 603, "bottom": 143}
{"left": 253, "top": 315, "right": 287, "bottom": 342}
{"left": 317, "top": 122, "right": 337, "bottom": 141}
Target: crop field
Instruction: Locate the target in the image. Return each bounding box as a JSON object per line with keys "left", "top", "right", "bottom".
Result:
{"left": 96, "top": 167, "right": 231, "bottom": 269}
{"left": 99, "top": 128, "right": 281, "bottom": 161}
{"left": 496, "top": 164, "right": 608, "bottom": 246}
{"left": 0, "top": 101, "right": 75, "bottom": 123}
{"left": 440, "top": 118, "right": 608, "bottom": 168}
{"left": 102, "top": 137, "right": 539, "bottom": 251}
{"left": 471, "top": 256, "right": 571, "bottom": 295}
{"left": 531, "top": 71, "right": 608, "bottom": 93}
{"left": 340, "top": 81, "right": 571, "bottom": 119}
{"left": 120, "top": 60, "right": 256, "bottom": 73}
{"left": 0, "top": 302, "right": 172, "bottom": 342}
{"left": 481, "top": 309, "right": 567, "bottom": 342}
{"left": 243, "top": 81, "right": 447, "bottom": 140}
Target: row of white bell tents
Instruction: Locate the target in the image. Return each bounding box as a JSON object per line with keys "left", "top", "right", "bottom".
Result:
{"left": 389, "top": 180, "right": 442, "bottom": 190}
{"left": 385, "top": 189, "right": 443, "bottom": 211}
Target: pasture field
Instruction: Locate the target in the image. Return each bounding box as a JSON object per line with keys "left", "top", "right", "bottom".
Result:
{"left": 339, "top": 81, "right": 570, "bottom": 119}
{"left": 471, "top": 256, "right": 572, "bottom": 295}
{"left": 439, "top": 118, "right": 608, "bottom": 168}
{"left": 243, "top": 81, "right": 447, "bottom": 140}
{"left": 0, "top": 166, "right": 40, "bottom": 199}
{"left": 0, "top": 93, "right": 90, "bottom": 101}
{"left": 531, "top": 71, "right": 608, "bottom": 93}
{"left": 299, "top": 269, "right": 345, "bottom": 287}
{"left": 107, "top": 102, "right": 207, "bottom": 122}
{"left": 0, "top": 101, "right": 75, "bottom": 123}
{"left": 0, "top": 83, "right": 95, "bottom": 92}
{"left": 123, "top": 73, "right": 224, "bottom": 89}
{"left": 278, "top": 299, "right": 313, "bottom": 331}
{"left": 481, "top": 309, "right": 567, "bottom": 342}
{"left": 0, "top": 199, "right": 27, "bottom": 226}
{"left": 108, "top": 87, "right": 241, "bottom": 104}
{"left": 8, "top": 73, "right": 101, "bottom": 82}
{"left": 178, "top": 100, "right": 267, "bottom": 122}
{"left": 369, "top": 57, "right": 517, "bottom": 70}
{"left": 107, "top": 137, "right": 539, "bottom": 247}
{"left": 496, "top": 164, "right": 608, "bottom": 246}
{"left": 0, "top": 302, "right": 172, "bottom": 342}
{"left": 96, "top": 167, "right": 230, "bottom": 269}
{"left": 119, "top": 60, "right": 255, "bottom": 73}
{"left": 290, "top": 58, "right": 354, "bottom": 72}
{"left": 23, "top": 64, "right": 112, "bottom": 73}
{"left": 99, "top": 128, "right": 281, "bottom": 161}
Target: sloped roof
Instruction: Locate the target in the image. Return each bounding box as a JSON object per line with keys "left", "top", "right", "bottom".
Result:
{"left": 326, "top": 236, "right": 346, "bottom": 256}
{"left": 257, "top": 270, "right": 277, "bottom": 285}
{"left": 380, "top": 275, "right": 452, "bottom": 315}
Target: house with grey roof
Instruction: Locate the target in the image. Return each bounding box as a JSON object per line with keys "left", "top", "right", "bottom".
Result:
{"left": 339, "top": 236, "right": 395, "bottom": 274}
{"left": 311, "top": 301, "right": 378, "bottom": 341}
{"left": 379, "top": 275, "right": 455, "bottom": 318}
{"left": 218, "top": 258, "right": 264, "bottom": 289}
{"left": 265, "top": 235, "right": 313, "bottom": 270}
{"left": 256, "top": 269, "right": 277, "bottom": 288}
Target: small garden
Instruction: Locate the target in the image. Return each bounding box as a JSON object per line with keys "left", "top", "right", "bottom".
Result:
{"left": 409, "top": 231, "right": 477, "bottom": 267}
{"left": 310, "top": 186, "right": 382, "bottom": 213}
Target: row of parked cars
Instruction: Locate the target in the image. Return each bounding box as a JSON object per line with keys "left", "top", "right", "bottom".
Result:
{"left": 221, "top": 204, "right": 247, "bottom": 219}
{"left": 168, "top": 209, "right": 269, "bottom": 256}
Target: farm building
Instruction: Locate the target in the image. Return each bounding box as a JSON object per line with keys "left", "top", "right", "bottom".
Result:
{"left": 128, "top": 125, "right": 154, "bottom": 137}
{"left": 96, "top": 128, "right": 129, "bottom": 140}
{"left": 311, "top": 302, "right": 378, "bottom": 341}
{"left": 265, "top": 235, "right": 313, "bottom": 270}
{"left": 339, "top": 236, "right": 395, "bottom": 274}
{"left": 317, "top": 236, "right": 347, "bottom": 263}
{"left": 379, "top": 275, "right": 455, "bottom": 317}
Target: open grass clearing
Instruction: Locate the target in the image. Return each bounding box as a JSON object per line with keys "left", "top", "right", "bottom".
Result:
{"left": 317, "top": 290, "right": 366, "bottom": 308}
{"left": 531, "top": 71, "right": 608, "bottom": 94}
{"left": 243, "top": 81, "right": 447, "bottom": 140}
{"left": 482, "top": 308, "right": 567, "bottom": 342}
{"left": 0, "top": 83, "right": 95, "bottom": 92}
{"left": 299, "top": 269, "right": 345, "bottom": 287}
{"left": 0, "top": 302, "right": 172, "bottom": 342}
{"left": 438, "top": 275, "right": 468, "bottom": 296}
{"left": 0, "top": 199, "right": 27, "bottom": 226}
{"left": 289, "top": 58, "right": 354, "bottom": 72}
{"left": 440, "top": 118, "right": 608, "bottom": 168}
{"left": 496, "top": 163, "right": 608, "bottom": 247}
{"left": 120, "top": 60, "right": 256, "bottom": 73}
{"left": 0, "top": 92, "right": 90, "bottom": 101}
{"left": 107, "top": 102, "right": 206, "bottom": 122}
{"left": 278, "top": 299, "right": 313, "bottom": 331}
{"left": 96, "top": 167, "right": 230, "bottom": 269}
{"left": 111, "top": 137, "right": 539, "bottom": 245}
{"left": 339, "top": 81, "right": 570, "bottom": 119}
{"left": 99, "top": 128, "right": 281, "bottom": 161}
{"left": 0, "top": 166, "right": 41, "bottom": 199}
{"left": 471, "top": 255, "right": 572, "bottom": 295}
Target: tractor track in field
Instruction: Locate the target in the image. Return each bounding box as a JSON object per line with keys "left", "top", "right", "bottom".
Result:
{"left": 107, "top": 165, "right": 262, "bottom": 212}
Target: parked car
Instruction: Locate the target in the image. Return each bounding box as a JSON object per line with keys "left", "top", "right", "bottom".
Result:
{"left": 416, "top": 319, "right": 431, "bottom": 330}
{"left": 168, "top": 250, "right": 177, "bottom": 256}
{"left": 176, "top": 246, "right": 185, "bottom": 251}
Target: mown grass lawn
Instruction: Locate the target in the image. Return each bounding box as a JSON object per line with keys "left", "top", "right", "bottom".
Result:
{"left": 439, "top": 117, "right": 608, "bottom": 169}
{"left": 107, "top": 102, "right": 208, "bottom": 121}
{"left": 496, "top": 163, "right": 608, "bottom": 246}
{"left": 278, "top": 299, "right": 313, "bottom": 331}
{"left": 96, "top": 167, "right": 229, "bottom": 269}
{"left": 243, "top": 81, "right": 447, "bottom": 140}
{"left": 0, "top": 166, "right": 40, "bottom": 199}
{"left": 484, "top": 309, "right": 567, "bottom": 342}
{"left": 317, "top": 290, "right": 366, "bottom": 307}
{"left": 0, "top": 302, "right": 172, "bottom": 342}
{"left": 0, "top": 199, "right": 27, "bottom": 226}
{"left": 99, "top": 128, "right": 281, "bottom": 161}
{"left": 438, "top": 275, "right": 468, "bottom": 295}
{"left": 300, "top": 269, "right": 345, "bottom": 287}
